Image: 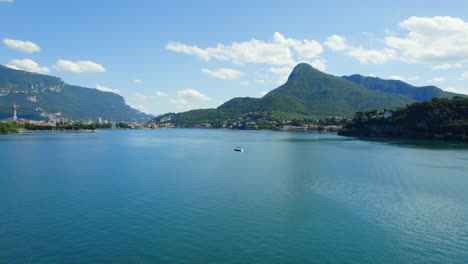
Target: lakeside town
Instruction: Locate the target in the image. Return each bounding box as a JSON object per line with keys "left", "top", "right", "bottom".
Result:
{"left": 151, "top": 111, "right": 347, "bottom": 132}
{"left": 1, "top": 103, "right": 346, "bottom": 133}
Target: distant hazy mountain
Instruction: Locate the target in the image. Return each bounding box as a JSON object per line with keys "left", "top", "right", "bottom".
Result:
{"left": 0, "top": 65, "right": 152, "bottom": 122}
{"left": 156, "top": 63, "right": 464, "bottom": 125}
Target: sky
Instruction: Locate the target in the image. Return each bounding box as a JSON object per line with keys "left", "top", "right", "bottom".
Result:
{"left": 1, "top": 0, "right": 468, "bottom": 115}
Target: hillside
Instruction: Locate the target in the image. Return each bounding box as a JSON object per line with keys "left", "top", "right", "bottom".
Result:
{"left": 339, "top": 97, "right": 468, "bottom": 141}
{"left": 0, "top": 65, "right": 152, "bottom": 122}
{"left": 155, "top": 63, "right": 464, "bottom": 126}
{"left": 342, "top": 74, "right": 459, "bottom": 101}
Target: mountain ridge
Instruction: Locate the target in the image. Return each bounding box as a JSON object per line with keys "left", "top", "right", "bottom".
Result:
{"left": 154, "top": 63, "right": 465, "bottom": 126}
{"left": 0, "top": 65, "right": 152, "bottom": 122}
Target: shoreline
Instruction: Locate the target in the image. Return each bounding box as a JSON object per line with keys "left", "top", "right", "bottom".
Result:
{"left": 19, "top": 129, "right": 96, "bottom": 133}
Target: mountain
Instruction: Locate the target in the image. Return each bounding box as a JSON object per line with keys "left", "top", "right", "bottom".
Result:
{"left": 155, "top": 63, "right": 464, "bottom": 126}
{"left": 342, "top": 74, "right": 460, "bottom": 101}
{"left": 0, "top": 65, "right": 152, "bottom": 122}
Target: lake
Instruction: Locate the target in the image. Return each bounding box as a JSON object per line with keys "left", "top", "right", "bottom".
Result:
{"left": 0, "top": 129, "right": 467, "bottom": 264}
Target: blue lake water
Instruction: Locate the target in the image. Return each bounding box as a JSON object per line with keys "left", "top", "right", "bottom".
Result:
{"left": 0, "top": 129, "right": 467, "bottom": 264}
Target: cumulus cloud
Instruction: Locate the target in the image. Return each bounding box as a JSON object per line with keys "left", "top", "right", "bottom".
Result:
{"left": 6, "top": 59, "right": 49, "bottom": 74}
{"left": 169, "top": 98, "right": 188, "bottom": 105}
{"left": 346, "top": 47, "right": 398, "bottom": 64}
{"left": 325, "top": 16, "right": 468, "bottom": 66}
{"left": 178, "top": 89, "right": 210, "bottom": 101}
{"left": 459, "top": 71, "right": 468, "bottom": 80}
{"left": 444, "top": 87, "right": 468, "bottom": 94}
{"left": 309, "top": 59, "right": 327, "bottom": 71}
{"left": 432, "top": 63, "right": 463, "bottom": 70}
{"left": 96, "top": 85, "right": 120, "bottom": 94}
{"left": 272, "top": 32, "right": 323, "bottom": 60}
{"left": 54, "top": 59, "right": 106, "bottom": 73}
{"left": 3, "top": 38, "right": 40, "bottom": 53}
{"left": 325, "top": 35, "right": 348, "bottom": 51}
{"left": 170, "top": 89, "right": 210, "bottom": 106}
{"left": 166, "top": 32, "right": 323, "bottom": 66}
{"left": 387, "top": 75, "right": 420, "bottom": 82}
{"left": 134, "top": 79, "right": 142, "bottom": 83}
{"left": 201, "top": 68, "right": 243, "bottom": 80}
{"left": 270, "top": 66, "right": 292, "bottom": 84}
{"left": 324, "top": 34, "right": 398, "bottom": 64}
{"left": 155, "top": 91, "right": 169, "bottom": 97}
{"left": 385, "top": 16, "right": 468, "bottom": 64}
{"left": 270, "top": 66, "right": 292, "bottom": 76}
{"left": 388, "top": 75, "right": 405, "bottom": 81}
{"left": 427, "top": 77, "right": 445, "bottom": 83}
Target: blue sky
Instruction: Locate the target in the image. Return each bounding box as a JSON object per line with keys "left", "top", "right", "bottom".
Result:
{"left": 1, "top": 0, "right": 468, "bottom": 115}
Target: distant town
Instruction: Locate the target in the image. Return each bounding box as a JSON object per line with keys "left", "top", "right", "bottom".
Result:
{"left": 1, "top": 102, "right": 346, "bottom": 133}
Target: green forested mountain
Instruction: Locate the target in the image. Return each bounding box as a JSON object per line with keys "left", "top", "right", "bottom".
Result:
{"left": 342, "top": 74, "right": 459, "bottom": 101}
{"left": 155, "top": 63, "right": 464, "bottom": 126}
{"left": 0, "top": 65, "right": 152, "bottom": 122}
{"left": 339, "top": 97, "right": 468, "bottom": 141}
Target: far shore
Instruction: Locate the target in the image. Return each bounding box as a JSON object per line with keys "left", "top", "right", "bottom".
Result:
{"left": 19, "top": 129, "right": 96, "bottom": 133}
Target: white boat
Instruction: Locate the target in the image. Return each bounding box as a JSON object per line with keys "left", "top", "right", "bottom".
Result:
{"left": 234, "top": 146, "right": 244, "bottom": 152}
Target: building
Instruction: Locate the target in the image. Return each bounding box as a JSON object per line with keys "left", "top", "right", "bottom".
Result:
{"left": 12, "top": 103, "right": 17, "bottom": 121}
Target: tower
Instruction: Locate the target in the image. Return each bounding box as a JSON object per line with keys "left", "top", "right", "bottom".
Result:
{"left": 12, "top": 103, "right": 17, "bottom": 121}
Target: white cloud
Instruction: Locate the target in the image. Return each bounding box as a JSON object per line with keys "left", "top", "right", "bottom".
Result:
{"left": 169, "top": 98, "right": 188, "bottom": 105}
{"left": 201, "top": 68, "right": 243, "bottom": 80}
{"left": 3, "top": 38, "right": 40, "bottom": 53}
{"left": 269, "top": 66, "right": 292, "bottom": 76}
{"left": 388, "top": 75, "right": 405, "bottom": 81}
{"left": 170, "top": 89, "right": 210, "bottom": 106}
{"left": 270, "top": 66, "right": 292, "bottom": 84}
{"left": 387, "top": 75, "right": 420, "bottom": 82}
{"left": 324, "top": 34, "right": 398, "bottom": 64}
{"left": 324, "top": 35, "right": 348, "bottom": 51}
{"left": 96, "top": 85, "right": 120, "bottom": 94}
{"left": 459, "top": 71, "right": 468, "bottom": 80}
{"left": 388, "top": 75, "right": 421, "bottom": 82}
{"left": 310, "top": 59, "right": 327, "bottom": 71}
{"left": 0, "top": 0, "right": 14, "bottom": 3}
{"left": 326, "top": 16, "right": 468, "bottom": 65}
{"left": 385, "top": 16, "right": 468, "bottom": 64}
{"left": 134, "top": 79, "right": 142, "bottom": 83}
{"left": 384, "top": 29, "right": 397, "bottom": 37}
{"left": 166, "top": 32, "right": 323, "bottom": 66}
{"left": 260, "top": 91, "right": 268, "bottom": 96}
{"left": 427, "top": 77, "right": 445, "bottom": 83}
{"left": 178, "top": 89, "right": 210, "bottom": 101}
{"left": 5, "top": 59, "right": 49, "bottom": 74}
{"left": 273, "top": 32, "right": 323, "bottom": 60}
{"left": 155, "top": 91, "right": 169, "bottom": 97}
{"left": 346, "top": 47, "right": 398, "bottom": 64}
{"left": 254, "top": 79, "right": 266, "bottom": 83}
{"left": 240, "top": 81, "right": 249, "bottom": 86}
{"left": 432, "top": 63, "right": 463, "bottom": 70}
{"left": 134, "top": 104, "right": 145, "bottom": 110}
{"left": 444, "top": 87, "right": 468, "bottom": 94}
{"left": 54, "top": 59, "right": 106, "bottom": 73}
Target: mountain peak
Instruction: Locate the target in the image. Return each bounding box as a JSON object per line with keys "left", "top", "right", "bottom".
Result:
{"left": 287, "top": 63, "right": 321, "bottom": 82}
